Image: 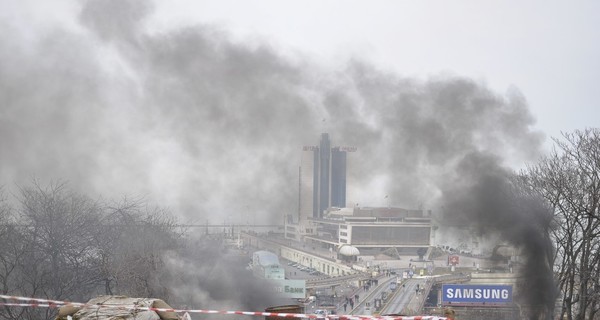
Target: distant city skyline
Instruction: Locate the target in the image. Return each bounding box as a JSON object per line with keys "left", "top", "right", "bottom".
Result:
{"left": 1, "top": 0, "right": 595, "bottom": 226}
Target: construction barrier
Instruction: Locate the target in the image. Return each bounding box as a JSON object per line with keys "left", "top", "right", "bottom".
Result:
{"left": 0, "top": 295, "right": 446, "bottom": 320}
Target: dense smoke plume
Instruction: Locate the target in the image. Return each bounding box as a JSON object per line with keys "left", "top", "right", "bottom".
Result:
{"left": 1, "top": 0, "right": 555, "bottom": 315}
{"left": 0, "top": 1, "right": 543, "bottom": 223}
{"left": 439, "top": 153, "right": 556, "bottom": 317}
{"left": 161, "top": 239, "right": 280, "bottom": 312}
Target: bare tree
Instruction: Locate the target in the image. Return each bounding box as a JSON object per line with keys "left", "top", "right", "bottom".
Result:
{"left": 0, "top": 188, "right": 28, "bottom": 320}
{"left": 10, "top": 180, "right": 106, "bottom": 319}
{"left": 99, "top": 197, "right": 185, "bottom": 300}
{"left": 0, "top": 181, "right": 188, "bottom": 320}
{"left": 524, "top": 128, "right": 600, "bottom": 320}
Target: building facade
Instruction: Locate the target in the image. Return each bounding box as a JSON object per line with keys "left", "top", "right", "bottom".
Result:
{"left": 287, "top": 205, "right": 433, "bottom": 255}
{"left": 299, "top": 133, "right": 349, "bottom": 221}
{"left": 290, "top": 134, "right": 432, "bottom": 254}
{"left": 302, "top": 207, "right": 432, "bottom": 255}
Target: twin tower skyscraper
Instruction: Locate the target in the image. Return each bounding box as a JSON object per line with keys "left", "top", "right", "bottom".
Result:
{"left": 299, "top": 133, "right": 354, "bottom": 220}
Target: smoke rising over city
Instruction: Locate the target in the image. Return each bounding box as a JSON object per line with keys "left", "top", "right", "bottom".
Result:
{"left": 0, "top": 0, "right": 544, "bottom": 224}
{"left": 1, "top": 0, "right": 556, "bottom": 315}
{"left": 439, "top": 153, "right": 556, "bottom": 316}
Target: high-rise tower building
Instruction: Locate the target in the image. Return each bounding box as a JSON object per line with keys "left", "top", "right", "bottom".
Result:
{"left": 299, "top": 133, "right": 351, "bottom": 220}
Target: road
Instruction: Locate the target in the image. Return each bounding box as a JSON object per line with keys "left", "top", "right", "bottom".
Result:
{"left": 347, "top": 276, "right": 395, "bottom": 316}
{"left": 381, "top": 278, "right": 429, "bottom": 315}
{"left": 339, "top": 275, "right": 431, "bottom": 316}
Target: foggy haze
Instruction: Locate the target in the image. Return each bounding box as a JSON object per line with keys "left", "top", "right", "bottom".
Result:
{"left": 0, "top": 0, "right": 559, "bottom": 316}
{"left": 0, "top": 0, "right": 545, "bottom": 226}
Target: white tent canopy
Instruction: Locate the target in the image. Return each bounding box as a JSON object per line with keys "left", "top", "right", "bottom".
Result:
{"left": 338, "top": 245, "right": 360, "bottom": 256}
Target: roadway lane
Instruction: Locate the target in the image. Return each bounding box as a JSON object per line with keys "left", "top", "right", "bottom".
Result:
{"left": 380, "top": 278, "right": 429, "bottom": 315}
{"left": 348, "top": 276, "right": 395, "bottom": 316}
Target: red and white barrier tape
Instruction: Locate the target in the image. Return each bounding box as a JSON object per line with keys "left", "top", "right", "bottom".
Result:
{"left": 0, "top": 295, "right": 445, "bottom": 320}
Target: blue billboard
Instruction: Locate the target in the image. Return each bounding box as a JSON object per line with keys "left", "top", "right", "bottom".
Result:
{"left": 442, "top": 284, "right": 512, "bottom": 305}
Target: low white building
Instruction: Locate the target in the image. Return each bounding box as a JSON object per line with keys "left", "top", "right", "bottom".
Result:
{"left": 285, "top": 206, "right": 433, "bottom": 257}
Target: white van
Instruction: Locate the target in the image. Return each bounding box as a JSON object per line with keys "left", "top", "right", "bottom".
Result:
{"left": 314, "top": 309, "right": 328, "bottom": 317}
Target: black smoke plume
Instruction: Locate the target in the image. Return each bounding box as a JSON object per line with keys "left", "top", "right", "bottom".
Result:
{"left": 439, "top": 153, "right": 556, "bottom": 318}
{"left": 0, "top": 0, "right": 555, "bottom": 315}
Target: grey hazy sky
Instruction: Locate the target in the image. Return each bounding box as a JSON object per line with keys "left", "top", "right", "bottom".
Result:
{"left": 4, "top": 0, "right": 599, "bottom": 142}
{"left": 0, "top": 0, "right": 597, "bottom": 224}
{"left": 0, "top": 2, "right": 572, "bottom": 311}
{"left": 154, "top": 0, "right": 600, "bottom": 142}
